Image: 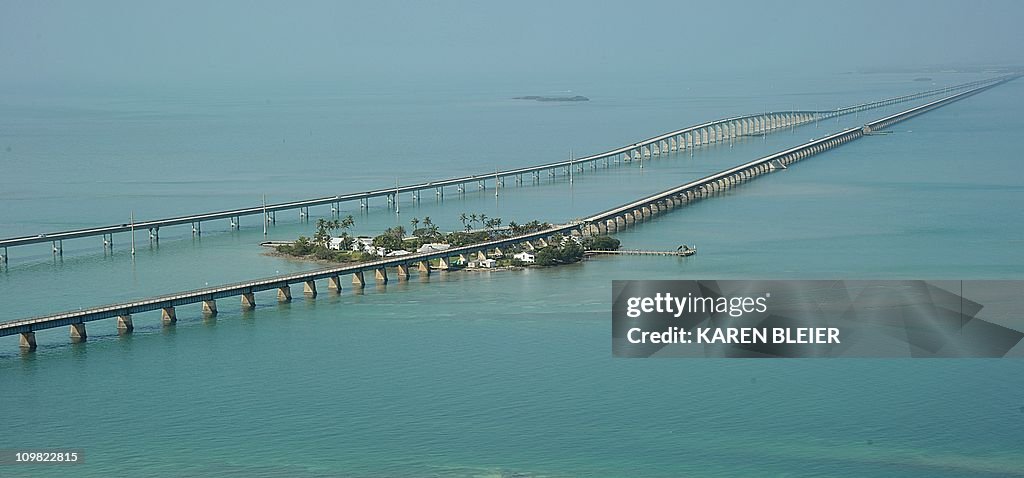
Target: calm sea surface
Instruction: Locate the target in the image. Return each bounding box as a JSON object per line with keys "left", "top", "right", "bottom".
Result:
{"left": 1, "top": 72, "right": 1022, "bottom": 477}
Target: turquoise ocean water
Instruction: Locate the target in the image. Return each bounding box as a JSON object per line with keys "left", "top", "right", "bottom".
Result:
{"left": 1, "top": 72, "right": 1023, "bottom": 476}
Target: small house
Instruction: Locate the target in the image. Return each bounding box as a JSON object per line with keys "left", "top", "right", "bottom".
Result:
{"left": 513, "top": 252, "right": 535, "bottom": 264}
{"left": 478, "top": 258, "right": 497, "bottom": 268}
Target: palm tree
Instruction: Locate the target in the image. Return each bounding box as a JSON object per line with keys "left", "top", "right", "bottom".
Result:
{"left": 469, "top": 213, "right": 478, "bottom": 227}
{"left": 459, "top": 213, "right": 468, "bottom": 230}
{"left": 339, "top": 215, "right": 355, "bottom": 230}
{"left": 410, "top": 217, "right": 420, "bottom": 232}
{"left": 479, "top": 214, "right": 488, "bottom": 228}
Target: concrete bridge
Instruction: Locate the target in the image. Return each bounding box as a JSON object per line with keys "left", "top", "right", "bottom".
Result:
{"left": 578, "top": 75, "right": 1017, "bottom": 235}
{"left": 1, "top": 75, "right": 1009, "bottom": 267}
{"left": 4, "top": 75, "right": 1016, "bottom": 351}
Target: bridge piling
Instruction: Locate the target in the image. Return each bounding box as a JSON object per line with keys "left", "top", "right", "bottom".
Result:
{"left": 277, "top": 286, "right": 292, "bottom": 302}
{"left": 303, "top": 280, "right": 317, "bottom": 297}
{"left": 327, "top": 275, "right": 342, "bottom": 292}
{"left": 202, "top": 299, "right": 218, "bottom": 316}
{"left": 117, "top": 314, "right": 133, "bottom": 334}
{"left": 19, "top": 332, "right": 36, "bottom": 350}
{"left": 161, "top": 306, "right": 176, "bottom": 325}
{"left": 375, "top": 268, "right": 388, "bottom": 284}
{"left": 352, "top": 271, "right": 366, "bottom": 288}
{"left": 70, "top": 323, "right": 87, "bottom": 342}
{"left": 241, "top": 293, "right": 256, "bottom": 309}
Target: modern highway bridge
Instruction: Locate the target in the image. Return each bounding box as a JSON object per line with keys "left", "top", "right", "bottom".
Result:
{"left": 4, "top": 74, "right": 1016, "bottom": 351}
{"left": 0, "top": 75, "right": 1011, "bottom": 267}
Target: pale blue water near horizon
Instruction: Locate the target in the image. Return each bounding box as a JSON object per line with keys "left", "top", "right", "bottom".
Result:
{"left": 2, "top": 72, "right": 1023, "bottom": 477}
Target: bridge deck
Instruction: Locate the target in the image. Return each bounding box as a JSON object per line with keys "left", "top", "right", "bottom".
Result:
{"left": 2, "top": 74, "right": 1018, "bottom": 342}
{"left": 1, "top": 76, "right": 1007, "bottom": 250}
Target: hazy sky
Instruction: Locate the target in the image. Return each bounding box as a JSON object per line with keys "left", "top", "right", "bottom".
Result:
{"left": 1, "top": 0, "right": 1022, "bottom": 88}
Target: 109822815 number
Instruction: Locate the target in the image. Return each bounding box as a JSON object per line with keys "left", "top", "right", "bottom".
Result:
{"left": 14, "top": 451, "right": 80, "bottom": 463}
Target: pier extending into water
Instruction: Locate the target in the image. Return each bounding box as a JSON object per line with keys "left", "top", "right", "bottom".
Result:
{"left": 586, "top": 250, "right": 695, "bottom": 257}
{"left": 2, "top": 75, "right": 1017, "bottom": 351}
{"left": 0, "top": 75, "right": 1010, "bottom": 268}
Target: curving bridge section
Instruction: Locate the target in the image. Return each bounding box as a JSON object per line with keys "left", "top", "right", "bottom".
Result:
{"left": 579, "top": 74, "right": 1018, "bottom": 234}
{"left": 4, "top": 74, "right": 1017, "bottom": 351}
{"left": 0, "top": 75, "right": 1012, "bottom": 266}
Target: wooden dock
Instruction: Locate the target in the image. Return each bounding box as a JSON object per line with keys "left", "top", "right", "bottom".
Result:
{"left": 586, "top": 249, "right": 696, "bottom": 257}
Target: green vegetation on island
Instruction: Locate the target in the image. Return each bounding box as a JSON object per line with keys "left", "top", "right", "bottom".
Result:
{"left": 273, "top": 213, "right": 621, "bottom": 269}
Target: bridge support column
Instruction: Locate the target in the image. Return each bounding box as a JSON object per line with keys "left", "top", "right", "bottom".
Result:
{"left": 203, "top": 300, "right": 218, "bottom": 316}
{"left": 438, "top": 257, "right": 450, "bottom": 270}
{"left": 277, "top": 286, "right": 292, "bottom": 302}
{"left": 241, "top": 293, "right": 256, "bottom": 310}
{"left": 352, "top": 271, "right": 366, "bottom": 288}
{"left": 117, "top": 314, "right": 133, "bottom": 334}
{"left": 20, "top": 332, "right": 36, "bottom": 350}
{"left": 70, "top": 323, "right": 87, "bottom": 342}
{"left": 375, "top": 268, "right": 388, "bottom": 284}
{"left": 327, "top": 275, "right": 342, "bottom": 292}
{"left": 616, "top": 216, "right": 626, "bottom": 228}
{"left": 396, "top": 263, "right": 410, "bottom": 280}
{"left": 303, "top": 280, "right": 317, "bottom": 297}
{"left": 161, "top": 306, "right": 177, "bottom": 325}
{"left": 417, "top": 261, "right": 431, "bottom": 275}
{"left": 476, "top": 251, "right": 487, "bottom": 261}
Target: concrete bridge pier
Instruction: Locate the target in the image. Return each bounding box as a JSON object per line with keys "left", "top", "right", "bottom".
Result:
{"left": 303, "top": 280, "right": 317, "bottom": 297}
{"left": 417, "top": 261, "right": 431, "bottom": 275}
{"left": 19, "top": 332, "right": 36, "bottom": 350}
{"left": 117, "top": 314, "right": 133, "bottom": 334}
{"left": 616, "top": 216, "right": 626, "bottom": 228}
{"left": 437, "top": 257, "right": 450, "bottom": 270}
{"left": 277, "top": 286, "right": 292, "bottom": 302}
{"left": 241, "top": 293, "right": 256, "bottom": 309}
{"left": 70, "top": 323, "right": 87, "bottom": 342}
{"left": 52, "top": 240, "right": 62, "bottom": 256}
{"left": 161, "top": 306, "right": 176, "bottom": 325}
{"left": 352, "top": 271, "right": 366, "bottom": 288}
{"left": 375, "top": 268, "right": 388, "bottom": 284}
{"left": 605, "top": 219, "right": 617, "bottom": 233}
{"left": 149, "top": 227, "right": 160, "bottom": 241}
{"left": 327, "top": 275, "right": 342, "bottom": 292}
{"left": 396, "top": 263, "right": 410, "bottom": 280}
{"left": 203, "top": 299, "right": 218, "bottom": 316}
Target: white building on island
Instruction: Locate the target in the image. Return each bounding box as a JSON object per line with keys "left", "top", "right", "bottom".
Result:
{"left": 513, "top": 252, "right": 535, "bottom": 264}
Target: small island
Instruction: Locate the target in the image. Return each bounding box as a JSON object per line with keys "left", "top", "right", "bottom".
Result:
{"left": 270, "top": 214, "right": 620, "bottom": 269}
{"left": 513, "top": 95, "right": 589, "bottom": 102}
